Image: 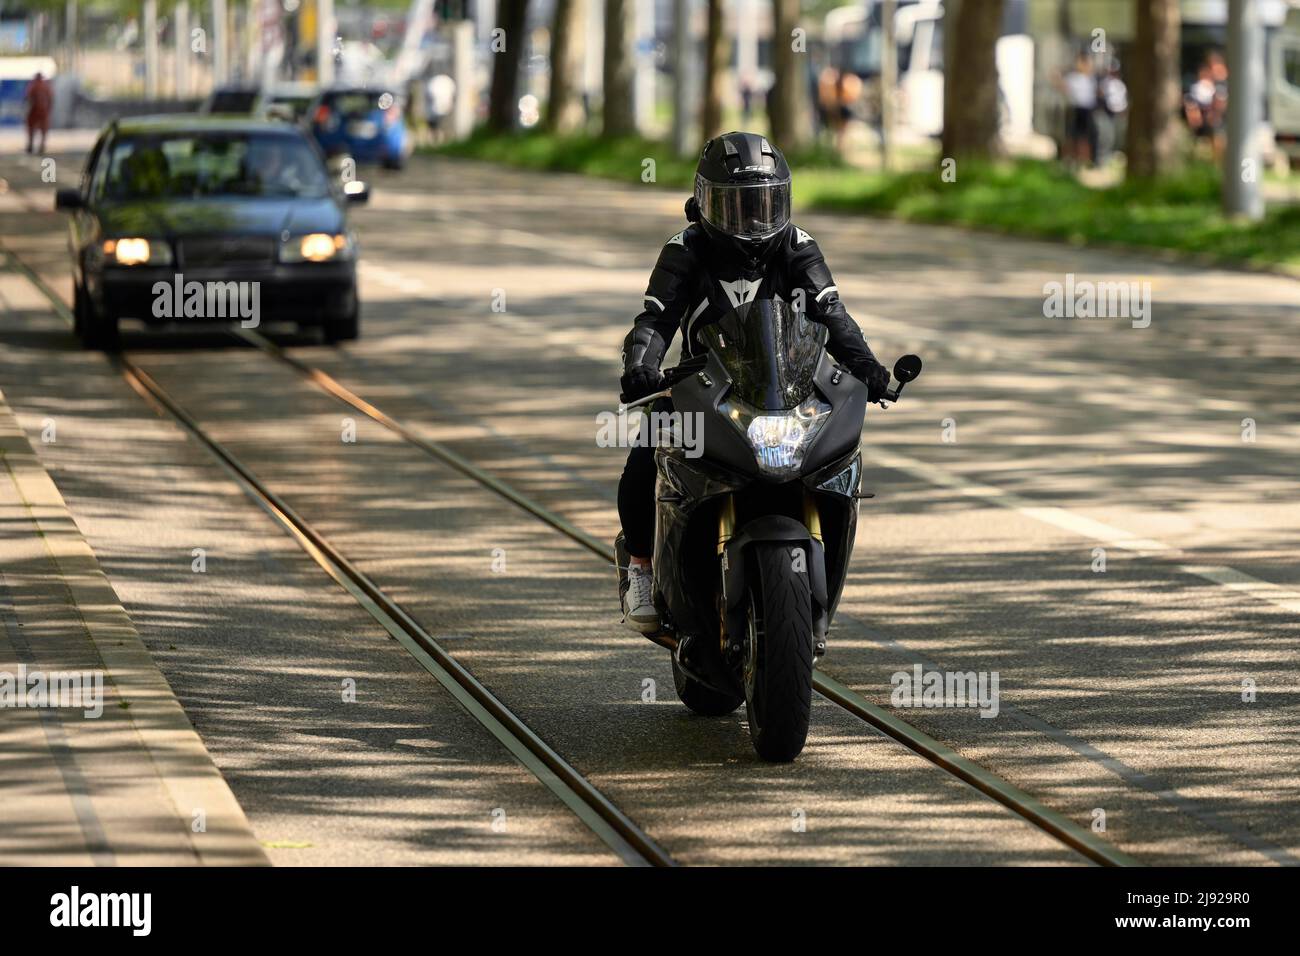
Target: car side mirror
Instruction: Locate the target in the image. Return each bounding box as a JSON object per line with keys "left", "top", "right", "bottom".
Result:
{"left": 893, "top": 354, "right": 922, "bottom": 384}
{"left": 343, "top": 180, "right": 369, "bottom": 204}
{"left": 55, "top": 189, "right": 84, "bottom": 211}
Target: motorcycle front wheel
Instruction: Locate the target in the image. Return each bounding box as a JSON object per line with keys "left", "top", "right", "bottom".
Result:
{"left": 671, "top": 656, "right": 744, "bottom": 716}
{"left": 743, "top": 543, "right": 815, "bottom": 762}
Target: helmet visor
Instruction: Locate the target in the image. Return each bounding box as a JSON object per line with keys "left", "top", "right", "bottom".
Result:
{"left": 695, "top": 176, "right": 791, "bottom": 240}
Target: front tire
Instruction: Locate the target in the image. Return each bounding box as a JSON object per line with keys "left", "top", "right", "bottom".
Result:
{"left": 80, "top": 299, "right": 119, "bottom": 351}
{"left": 322, "top": 298, "right": 359, "bottom": 343}
{"left": 672, "top": 656, "right": 743, "bottom": 716}
{"left": 743, "top": 543, "right": 814, "bottom": 762}
{"left": 72, "top": 282, "right": 88, "bottom": 338}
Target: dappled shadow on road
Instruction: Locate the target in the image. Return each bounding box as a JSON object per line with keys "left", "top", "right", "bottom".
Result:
{"left": 5, "top": 154, "right": 1297, "bottom": 864}
{"left": 0, "top": 305, "right": 618, "bottom": 865}
{"left": 258, "top": 281, "right": 1300, "bottom": 864}
{"left": 99, "top": 336, "right": 1075, "bottom": 865}
{"left": 289, "top": 281, "right": 1300, "bottom": 577}
{"left": 0, "top": 296, "right": 1075, "bottom": 864}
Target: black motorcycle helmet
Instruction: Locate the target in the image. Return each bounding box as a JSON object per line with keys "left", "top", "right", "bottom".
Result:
{"left": 687, "top": 132, "right": 792, "bottom": 264}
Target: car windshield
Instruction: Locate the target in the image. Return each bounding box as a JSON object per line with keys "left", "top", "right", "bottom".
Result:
{"left": 103, "top": 132, "right": 331, "bottom": 200}
{"left": 208, "top": 91, "right": 259, "bottom": 113}
{"left": 273, "top": 96, "right": 312, "bottom": 117}
{"left": 699, "top": 299, "right": 828, "bottom": 411}
{"left": 324, "top": 91, "right": 392, "bottom": 117}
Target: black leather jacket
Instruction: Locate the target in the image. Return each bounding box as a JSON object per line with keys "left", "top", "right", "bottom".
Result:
{"left": 620, "top": 222, "right": 882, "bottom": 377}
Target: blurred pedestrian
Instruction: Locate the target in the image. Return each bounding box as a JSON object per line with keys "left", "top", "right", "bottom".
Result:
{"left": 1207, "top": 51, "right": 1229, "bottom": 164}
{"left": 1059, "top": 53, "right": 1097, "bottom": 168}
{"left": 739, "top": 75, "right": 755, "bottom": 123}
{"left": 1095, "top": 58, "right": 1128, "bottom": 165}
{"left": 24, "top": 72, "right": 53, "bottom": 155}
{"left": 1184, "top": 55, "right": 1227, "bottom": 165}
{"left": 818, "top": 67, "right": 860, "bottom": 157}
{"left": 425, "top": 74, "right": 455, "bottom": 145}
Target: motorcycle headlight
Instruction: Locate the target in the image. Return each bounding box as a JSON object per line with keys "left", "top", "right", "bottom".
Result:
{"left": 103, "top": 237, "right": 172, "bottom": 266}
{"left": 280, "top": 232, "right": 353, "bottom": 263}
{"left": 722, "top": 395, "right": 832, "bottom": 478}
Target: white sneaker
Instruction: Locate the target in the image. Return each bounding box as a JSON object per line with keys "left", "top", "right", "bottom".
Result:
{"left": 622, "top": 564, "right": 659, "bottom": 633}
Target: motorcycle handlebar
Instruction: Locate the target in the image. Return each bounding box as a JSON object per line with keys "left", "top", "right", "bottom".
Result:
{"left": 617, "top": 357, "right": 706, "bottom": 412}
{"left": 661, "top": 356, "right": 708, "bottom": 387}
{"left": 619, "top": 353, "right": 922, "bottom": 413}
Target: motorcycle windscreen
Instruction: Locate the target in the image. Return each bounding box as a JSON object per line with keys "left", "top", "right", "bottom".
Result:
{"left": 699, "top": 299, "right": 828, "bottom": 411}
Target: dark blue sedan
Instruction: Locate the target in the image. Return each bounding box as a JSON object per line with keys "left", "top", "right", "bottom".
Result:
{"left": 55, "top": 116, "right": 369, "bottom": 347}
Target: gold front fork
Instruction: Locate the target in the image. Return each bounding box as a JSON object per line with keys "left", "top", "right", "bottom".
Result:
{"left": 804, "top": 491, "right": 823, "bottom": 543}
{"left": 718, "top": 494, "right": 737, "bottom": 655}
{"left": 717, "top": 494, "right": 736, "bottom": 554}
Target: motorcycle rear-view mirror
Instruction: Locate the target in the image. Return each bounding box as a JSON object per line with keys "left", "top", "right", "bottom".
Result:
{"left": 893, "top": 354, "right": 922, "bottom": 384}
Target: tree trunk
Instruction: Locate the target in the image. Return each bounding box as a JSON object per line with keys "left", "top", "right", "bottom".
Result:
{"left": 603, "top": 0, "right": 636, "bottom": 135}
{"left": 769, "top": 0, "right": 810, "bottom": 151}
{"left": 487, "top": 0, "right": 530, "bottom": 133}
{"left": 546, "top": 0, "right": 585, "bottom": 133}
{"left": 940, "top": 0, "right": 1004, "bottom": 161}
{"left": 1127, "top": 0, "right": 1182, "bottom": 180}
{"left": 701, "top": 0, "right": 727, "bottom": 140}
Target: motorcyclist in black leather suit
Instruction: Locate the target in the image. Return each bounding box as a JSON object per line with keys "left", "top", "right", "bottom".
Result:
{"left": 617, "top": 132, "right": 890, "bottom": 632}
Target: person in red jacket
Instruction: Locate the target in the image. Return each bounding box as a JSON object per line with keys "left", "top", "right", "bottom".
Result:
{"left": 24, "top": 72, "right": 53, "bottom": 155}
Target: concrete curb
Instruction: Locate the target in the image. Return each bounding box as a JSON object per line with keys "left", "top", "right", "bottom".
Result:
{"left": 0, "top": 385, "right": 268, "bottom": 866}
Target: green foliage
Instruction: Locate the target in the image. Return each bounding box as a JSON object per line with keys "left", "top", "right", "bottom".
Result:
{"left": 804, "top": 158, "right": 1299, "bottom": 271}
{"left": 435, "top": 129, "right": 702, "bottom": 187}
{"left": 434, "top": 129, "right": 844, "bottom": 190}
{"left": 432, "top": 134, "right": 1299, "bottom": 272}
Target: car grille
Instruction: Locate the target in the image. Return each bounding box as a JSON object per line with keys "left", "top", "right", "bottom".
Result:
{"left": 179, "top": 236, "right": 275, "bottom": 268}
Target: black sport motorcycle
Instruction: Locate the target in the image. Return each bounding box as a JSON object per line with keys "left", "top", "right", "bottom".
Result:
{"left": 616, "top": 298, "right": 922, "bottom": 762}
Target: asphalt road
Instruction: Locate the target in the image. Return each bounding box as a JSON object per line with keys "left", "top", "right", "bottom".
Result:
{"left": 1, "top": 143, "right": 1296, "bottom": 865}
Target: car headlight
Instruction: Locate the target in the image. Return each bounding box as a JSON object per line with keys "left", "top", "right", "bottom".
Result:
{"left": 722, "top": 394, "right": 833, "bottom": 478}
{"left": 103, "top": 237, "right": 172, "bottom": 266}
{"left": 280, "top": 232, "right": 353, "bottom": 263}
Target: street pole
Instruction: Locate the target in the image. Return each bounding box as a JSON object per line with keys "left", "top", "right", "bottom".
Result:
{"left": 214, "top": 0, "right": 229, "bottom": 86}
{"left": 65, "top": 0, "right": 77, "bottom": 76}
{"left": 880, "top": 0, "right": 896, "bottom": 170}
{"left": 671, "top": 0, "right": 695, "bottom": 157}
{"left": 585, "top": 0, "right": 603, "bottom": 118}
{"left": 634, "top": 0, "right": 655, "bottom": 133}
{"left": 245, "top": 0, "right": 258, "bottom": 83}
{"left": 175, "top": 1, "right": 190, "bottom": 97}
{"left": 243, "top": 0, "right": 256, "bottom": 83}
{"left": 144, "top": 0, "right": 159, "bottom": 98}
{"left": 450, "top": 18, "right": 476, "bottom": 139}
{"left": 736, "top": 0, "right": 757, "bottom": 121}
{"left": 1224, "top": 0, "right": 1264, "bottom": 220}
{"left": 317, "top": 0, "right": 335, "bottom": 88}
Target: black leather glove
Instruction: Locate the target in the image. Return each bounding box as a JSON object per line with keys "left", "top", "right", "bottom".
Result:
{"left": 620, "top": 366, "right": 664, "bottom": 404}
{"left": 852, "top": 359, "right": 891, "bottom": 404}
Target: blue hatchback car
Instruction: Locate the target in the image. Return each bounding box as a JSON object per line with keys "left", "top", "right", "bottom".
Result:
{"left": 308, "top": 87, "right": 410, "bottom": 170}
